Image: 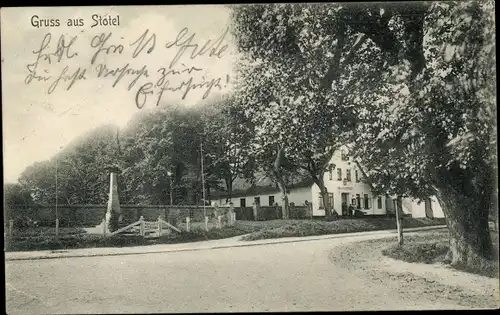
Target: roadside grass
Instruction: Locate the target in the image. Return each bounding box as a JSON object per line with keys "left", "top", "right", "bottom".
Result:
{"left": 5, "top": 217, "right": 446, "bottom": 252}
{"left": 4, "top": 225, "right": 250, "bottom": 252}
{"left": 7, "top": 226, "right": 87, "bottom": 237}
{"left": 239, "top": 217, "right": 446, "bottom": 241}
{"left": 382, "top": 229, "right": 499, "bottom": 278}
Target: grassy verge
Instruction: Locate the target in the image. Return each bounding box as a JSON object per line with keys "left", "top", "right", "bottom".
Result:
{"left": 6, "top": 227, "right": 87, "bottom": 237}
{"left": 5, "top": 226, "right": 249, "bottom": 252}
{"left": 5, "top": 217, "right": 447, "bottom": 252}
{"left": 382, "top": 230, "right": 499, "bottom": 278}
{"left": 239, "top": 217, "right": 446, "bottom": 241}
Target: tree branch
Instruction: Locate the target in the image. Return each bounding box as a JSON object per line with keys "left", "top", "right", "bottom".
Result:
{"left": 321, "top": 22, "right": 346, "bottom": 89}
{"left": 340, "top": 33, "right": 368, "bottom": 69}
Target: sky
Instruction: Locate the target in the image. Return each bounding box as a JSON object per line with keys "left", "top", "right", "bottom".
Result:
{"left": 1, "top": 5, "right": 238, "bottom": 183}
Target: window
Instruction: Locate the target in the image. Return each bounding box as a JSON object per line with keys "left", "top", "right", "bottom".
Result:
{"left": 254, "top": 197, "right": 260, "bottom": 206}
{"left": 329, "top": 165, "right": 333, "bottom": 180}
{"left": 337, "top": 168, "right": 342, "bottom": 181}
{"left": 240, "top": 198, "right": 246, "bottom": 207}
{"left": 377, "top": 197, "right": 383, "bottom": 209}
{"left": 346, "top": 169, "right": 352, "bottom": 182}
{"left": 269, "top": 196, "right": 275, "bottom": 206}
{"left": 328, "top": 193, "right": 334, "bottom": 208}
{"left": 355, "top": 170, "right": 359, "bottom": 182}
{"left": 364, "top": 194, "right": 370, "bottom": 209}
{"left": 356, "top": 194, "right": 361, "bottom": 209}
{"left": 318, "top": 193, "right": 324, "bottom": 209}
{"left": 341, "top": 150, "right": 348, "bottom": 161}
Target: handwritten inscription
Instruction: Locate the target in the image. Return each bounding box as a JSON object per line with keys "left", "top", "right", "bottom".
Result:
{"left": 24, "top": 25, "right": 231, "bottom": 107}
{"left": 165, "top": 27, "right": 229, "bottom": 69}
{"left": 48, "top": 66, "right": 87, "bottom": 94}
{"left": 130, "top": 29, "right": 156, "bottom": 58}
{"left": 25, "top": 33, "right": 79, "bottom": 88}
{"left": 95, "top": 63, "right": 149, "bottom": 90}
{"left": 90, "top": 33, "right": 124, "bottom": 64}
{"left": 136, "top": 70, "right": 228, "bottom": 109}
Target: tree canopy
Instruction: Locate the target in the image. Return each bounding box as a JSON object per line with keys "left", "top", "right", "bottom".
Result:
{"left": 230, "top": 1, "right": 496, "bottom": 269}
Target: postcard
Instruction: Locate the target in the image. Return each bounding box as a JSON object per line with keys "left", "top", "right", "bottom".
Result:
{"left": 3, "top": 3, "right": 498, "bottom": 314}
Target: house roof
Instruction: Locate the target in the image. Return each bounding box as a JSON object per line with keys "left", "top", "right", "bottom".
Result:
{"left": 212, "top": 175, "right": 314, "bottom": 199}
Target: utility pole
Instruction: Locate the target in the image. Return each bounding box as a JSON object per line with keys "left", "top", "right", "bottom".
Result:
{"left": 201, "top": 142, "right": 207, "bottom": 219}
{"left": 170, "top": 175, "right": 174, "bottom": 206}
{"left": 55, "top": 156, "right": 59, "bottom": 236}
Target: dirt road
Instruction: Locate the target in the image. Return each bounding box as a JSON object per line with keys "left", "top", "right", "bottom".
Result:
{"left": 6, "top": 230, "right": 498, "bottom": 313}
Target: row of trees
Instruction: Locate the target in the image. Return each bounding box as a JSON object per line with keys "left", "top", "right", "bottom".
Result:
{"left": 10, "top": 97, "right": 256, "bottom": 208}
{"left": 229, "top": 1, "right": 496, "bottom": 270}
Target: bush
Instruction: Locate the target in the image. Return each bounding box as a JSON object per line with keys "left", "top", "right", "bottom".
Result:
{"left": 5, "top": 234, "right": 149, "bottom": 252}
{"left": 382, "top": 230, "right": 499, "bottom": 278}
{"left": 382, "top": 242, "right": 449, "bottom": 264}
{"left": 240, "top": 217, "right": 446, "bottom": 241}
{"left": 354, "top": 210, "right": 365, "bottom": 217}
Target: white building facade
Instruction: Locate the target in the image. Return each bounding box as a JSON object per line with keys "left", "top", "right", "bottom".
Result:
{"left": 310, "top": 148, "right": 389, "bottom": 216}
{"left": 213, "top": 147, "right": 445, "bottom": 218}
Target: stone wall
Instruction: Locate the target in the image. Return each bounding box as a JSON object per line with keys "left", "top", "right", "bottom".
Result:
{"left": 5, "top": 204, "right": 218, "bottom": 227}
{"left": 5, "top": 203, "right": 310, "bottom": 227}
{"left": 233, "top": 205, "right": 308, "bottom": 221}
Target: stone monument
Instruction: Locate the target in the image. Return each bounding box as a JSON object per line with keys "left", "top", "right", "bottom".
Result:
{"left": 106, "top": 171, "right": 122, "bottom": 232}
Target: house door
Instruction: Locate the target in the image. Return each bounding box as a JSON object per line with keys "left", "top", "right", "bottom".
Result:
{"left": 341, "top": 193, "right": 349, "bottom": 216}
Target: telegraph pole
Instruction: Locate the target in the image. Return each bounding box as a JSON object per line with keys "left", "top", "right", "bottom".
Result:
{"left": 200, "top": 142, "right": 207, "bottom": 218}
{"left": 55, "top": 156, "right": 59, "bottom": 236}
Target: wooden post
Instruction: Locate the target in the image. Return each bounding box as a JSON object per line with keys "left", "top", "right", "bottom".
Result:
{"left": 229, "top": 203, "right": 235, "bottom": 226}
{"left": 158, "top": 216, "right": 162, "bottom": 236}
{"left": 205, "top": 216, "right": 209, "bottom": 231}
{"left": 217, "top": 215, "right": 222, "bottom": 229}
{"left": 102, "top": 218, "right": 107, "bottom": 236}
{"left": 9, "top": 219, "right": 13, "bottom": 239}
{"left": 186, "top": 217, "right": 190, "bottom": 232}
{"left": 55, "top": 218, "right": 60, "bottom": 237}
{"left": 140, "top": 216, "right": 145, "bottom": 236}
{"left": 395, "top": 198, "right": 404, "bottom": 246}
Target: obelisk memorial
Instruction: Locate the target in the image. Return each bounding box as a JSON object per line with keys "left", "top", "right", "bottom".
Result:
{"left": 106, "top": 172, "right": 122, "bottom": 232}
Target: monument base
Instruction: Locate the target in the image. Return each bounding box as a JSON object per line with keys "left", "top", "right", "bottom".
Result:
{"left": 82, "top": 218, "right": 111, "bottom": 235}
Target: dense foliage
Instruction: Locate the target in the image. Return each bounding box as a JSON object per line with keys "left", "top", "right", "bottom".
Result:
{"left": 13, "top": 97, "right": 255, "bottom": 207}
{"left": 230, "top": 1, "right": 496, "bottom": 268}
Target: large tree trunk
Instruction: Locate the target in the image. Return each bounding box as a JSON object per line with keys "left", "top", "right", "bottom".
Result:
{"left": 434, "top": 167, "right": 494, "bottom": 270}
{"left": 273, "top": 146, "right": 290, "bottom": 219}
{"left": 225, "top": 177, "right": 233, "bottom": 204}
{"left": 424, "top": 197, "right": 434, "bottom": 219}
{"left": 319, "top": 185, "right": 332, "bottom": 219}
{"left": 277, "top": 178, "right": 290, "bottom": 220}
{"left": 314, "top": 177, "right": 337, "bottom": 219}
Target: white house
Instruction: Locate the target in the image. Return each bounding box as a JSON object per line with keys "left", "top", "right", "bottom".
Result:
{"left": 402, "top": 196, "right": 445, "bottom": 218}
{"left": 213, "top": 146, "right": 445, "bottom": 218}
